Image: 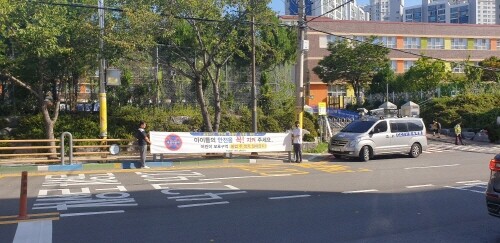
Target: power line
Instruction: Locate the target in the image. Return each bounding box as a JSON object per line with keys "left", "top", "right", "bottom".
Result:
{"left": 307, "top": 25, "right": 500, "bottom": 72}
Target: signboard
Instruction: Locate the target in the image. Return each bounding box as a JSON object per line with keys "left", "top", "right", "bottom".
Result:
{"left": 150, "top": 132, "right": 292, "bottom": 154}
{"left": 106, "top": 68, "right": 121, "bottom": 86}
{"left": 318, "top": 102, "right": 326, "bottom": 116}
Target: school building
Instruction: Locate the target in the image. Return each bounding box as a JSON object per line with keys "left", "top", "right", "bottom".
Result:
{"left": 280, "top": 16, "right": 500, "bottom": 109}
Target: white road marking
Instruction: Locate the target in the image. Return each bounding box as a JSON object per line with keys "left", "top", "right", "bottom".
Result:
{"left": 342, "top": 189, "right": 378, "bottom": 194}
{"left": 406, "top": 184, "right": 435, "bottom": 189}
{"left": 60, "top": 210, "right": 125, "bottom": 217}
{"left": 404, "top": 164, "right": 460, "bottom": 170}
{"left": 199, "top": 174, "right": 291, "bottom": 181}
{"left": 225, "top": 185, "right": 239, "bottom": 190}
{"left": 444, "top": 186, "right": 486, "bottom": 194}
{"left": 456, "top": 180, "right": 483, "bottom": 184}
{"left": 269, "top": 194, "right": 311, "bottom": 200}
{"left": 13, "top": 220, "right": 52, "bottom": 243}
{"left": 178, "top": 201, "right": 229, "bottom": 208}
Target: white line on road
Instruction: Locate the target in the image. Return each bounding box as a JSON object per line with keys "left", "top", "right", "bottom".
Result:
{"left": 13, "top": 220, "right": 52, "bottom": 243}
{"left": 178, "top": 201, "right": 229, "bottom": 208}
{"left": 404, "top": 164, "right": 460, "bottom": 170}
{"left": 225, "top": 185, "right": 240, "bottom": 190}
{"left": 60, "top": 210, "right": 125, "bottom": 217}
{"left": 456, "top": 180, "right": 483, "bottom": 184}
{"left": 269, "top": 194, "right": 311, "bottom": 200}
{"left": 342, "top": 189, "right": 378, "bottom": 194}
{"left": 405, "top": 184, "right": 435, "bottom": 189}
{"left": 200, "top": 174, "right": 291, "bottom": 181}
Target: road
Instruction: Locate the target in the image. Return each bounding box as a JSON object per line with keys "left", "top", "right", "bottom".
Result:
{"left": 1, "top": 141, "right": 499, "bottom": 243}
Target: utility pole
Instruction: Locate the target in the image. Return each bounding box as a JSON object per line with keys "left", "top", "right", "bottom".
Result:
{"left": 98, "top": 0, "right": 107, "bottom": 139}
{"left": 296, "top": 0, "right": 306, "bottom": 128}
{"left": 251, "top": 0, "right": 257, "bottom": 133}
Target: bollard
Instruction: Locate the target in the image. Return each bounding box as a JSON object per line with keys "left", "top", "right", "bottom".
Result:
{"left": 18, "top": 171, "right": 29, "bottom": 220}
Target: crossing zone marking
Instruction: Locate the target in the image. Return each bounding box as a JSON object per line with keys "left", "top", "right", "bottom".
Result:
{"left": 295, "top": 162, "right": 371, "bottom": 173}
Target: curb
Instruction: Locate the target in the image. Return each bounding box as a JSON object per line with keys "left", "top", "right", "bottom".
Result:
{"left": 0, "top": 157, "right": 286, "bottom": 175}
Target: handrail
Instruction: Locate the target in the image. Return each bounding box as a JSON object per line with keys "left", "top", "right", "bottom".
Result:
{"left": 60, "top": 132, "right": 73, "bottom": 165}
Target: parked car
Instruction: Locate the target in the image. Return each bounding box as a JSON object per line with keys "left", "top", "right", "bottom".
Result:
{"left": 486, "top": 153, "right": 500, "bottom": 217}
{"left": 328, "top": 117, "right": 428, "bottom": 161}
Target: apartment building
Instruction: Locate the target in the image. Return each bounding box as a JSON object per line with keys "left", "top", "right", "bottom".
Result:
{"left": 285, "top": 0, "right": 369, "bottom": 21}
{"left": 280, "top": 16, "right": 500, "bottom": 108}
{"left": 365, "top": 0, "right": 404, "bottom": 21}
{"left": 404, "top": 0, "right": 498, "bottom": 24}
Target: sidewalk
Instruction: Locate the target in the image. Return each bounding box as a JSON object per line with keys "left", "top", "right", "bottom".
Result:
{"left": 426, "top": 133, "right": 494, "bottom": 146}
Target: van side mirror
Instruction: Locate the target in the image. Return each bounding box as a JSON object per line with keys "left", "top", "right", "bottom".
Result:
{"left": 369, "top": 130, "right": 375, "bottom": 135}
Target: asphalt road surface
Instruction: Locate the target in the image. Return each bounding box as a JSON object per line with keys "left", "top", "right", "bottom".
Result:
{"left": 1, "top": 141, "right": 499, "bottom": 243}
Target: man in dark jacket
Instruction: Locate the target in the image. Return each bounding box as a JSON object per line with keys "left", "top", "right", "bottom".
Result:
{"left": 136, "top": 120, "right": 151, "bottom": 168}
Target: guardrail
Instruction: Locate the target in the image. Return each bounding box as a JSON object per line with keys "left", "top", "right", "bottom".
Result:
{"left": 0, "top": 136, "right": 136, "bottom": 165}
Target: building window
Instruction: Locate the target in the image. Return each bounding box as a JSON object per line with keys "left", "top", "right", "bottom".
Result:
{"left": 374, "top": 36, "right": 396, "bottom": 48}
{"left": 404, "top": 37, "right": 420, "bottom": 49}
{"left": 404, "top": 61, "right": 415, "bottom": 71}
{"left": 497, "top": 39, "right": 500, "bottom": 49}
{"left": 391, "top": 60, "right": 397, "bottom": 71}
{"left": 452, "top": 63, "right": 465, "bottom": 73}
{"left": 451, "top": 38, "right": 467, "bottom": 49}
{"left": 428, "top": 38, "right": 444, "bottom": 49}
{"left": 327, "top": 35, "right": 345, "bottom": 43}
{"left": 475, "top": 38, "right": 490, "bottom": 50}
{"left": 328, "top": 84, "right": 346, "bottom": 97}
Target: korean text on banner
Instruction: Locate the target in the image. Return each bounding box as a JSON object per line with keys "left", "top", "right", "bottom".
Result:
{"left": 150, "top": 132, "right": 293, "bottom": 154}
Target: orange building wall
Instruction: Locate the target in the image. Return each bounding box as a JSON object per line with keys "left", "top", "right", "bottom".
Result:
{"left": 307, "top": 83, "right": 328, "bottom": 107}
{"left": 396, "top": 60, "right": 404, "bottom": 73}
{"left": 396, "top": 36, "right": 404, "bottom": 49}
{"left": 80, "top": 84, "right": 86, "bottom": 93}
{"left": 492, "top": 39, "right": 497, "bottom": 50}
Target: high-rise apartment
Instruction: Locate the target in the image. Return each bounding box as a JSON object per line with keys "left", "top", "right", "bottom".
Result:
{"left": 403, "top": 0, "right": 498, "bottom": 24}
{"left": 366, "top": 0, "right": 404, "bottom": 21}
{"left": 285, "top": 0, "right": 369, "bottom": 21}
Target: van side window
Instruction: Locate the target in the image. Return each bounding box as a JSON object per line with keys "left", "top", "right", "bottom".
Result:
{"left": 390, "top": 121, "right": 409, "bottom": 132}
{"left": 374, "top": 121, "right": 388, "bottom": 133}
{"left": 408, "top": 121, "right": 423, "bottom": 131}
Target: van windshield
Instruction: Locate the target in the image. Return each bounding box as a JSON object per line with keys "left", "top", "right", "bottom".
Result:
{"left": 340, "top": 120, "right": 377, "bottom": 133}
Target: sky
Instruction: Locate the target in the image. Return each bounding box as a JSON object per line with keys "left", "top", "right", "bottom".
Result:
{"left": 269, "top": 0, "right": 421, "bottom": 15}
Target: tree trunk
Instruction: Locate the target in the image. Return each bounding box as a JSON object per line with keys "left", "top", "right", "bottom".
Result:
{"left": 41, "top": 101, "right": 57, "bottom": 159}
{"left": 195, "top": 76, "right": 212, "bottom": 132}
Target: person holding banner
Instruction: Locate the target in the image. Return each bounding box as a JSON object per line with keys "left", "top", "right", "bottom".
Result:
{"left": 291, "top": 121, "right": 310, "bottom": 163}
{"left": 136, "top": 120, "right": 151, "bottom": 168}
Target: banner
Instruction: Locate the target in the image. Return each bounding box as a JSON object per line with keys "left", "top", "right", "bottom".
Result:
{"left": 150, "top": 132, "right": 292, "bottom": 154}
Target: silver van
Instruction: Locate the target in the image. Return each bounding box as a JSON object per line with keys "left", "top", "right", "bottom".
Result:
{"left": 328, "top": 117, "right": 428, "bottom": 161}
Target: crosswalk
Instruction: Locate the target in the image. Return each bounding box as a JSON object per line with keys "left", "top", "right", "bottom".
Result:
{"left": 425, "top": 142, "right": 500, "bottom": 154}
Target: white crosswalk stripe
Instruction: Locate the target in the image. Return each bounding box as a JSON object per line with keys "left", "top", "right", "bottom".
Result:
{"left": 425, "top": 143, "right": 500, "bottom": 154}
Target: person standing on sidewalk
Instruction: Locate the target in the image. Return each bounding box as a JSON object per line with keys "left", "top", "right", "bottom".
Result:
{"left": 291, "top": 121, "right": 310, "bottom": 163}
{"left": 136, "top": 120, "right": 151, "bottom": 168}
{"left": 454, "top": 121, "right": 465, "bottom": 145}
{"left": 432, "top": 120, "right": 442, "bottom": 138}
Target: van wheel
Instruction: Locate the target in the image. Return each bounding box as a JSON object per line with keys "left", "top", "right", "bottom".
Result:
{"left": 409, "top": 143, "right": 421, "bottom": 158}
{"left": 359, "top": 146, "right": 371, "bottom": 162}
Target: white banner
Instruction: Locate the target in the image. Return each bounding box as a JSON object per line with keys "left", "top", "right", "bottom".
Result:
{"left": 150, "top": 132, "right": 292, "bottom": 154}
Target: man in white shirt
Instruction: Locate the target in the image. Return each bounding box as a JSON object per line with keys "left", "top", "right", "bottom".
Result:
{"left": 291, "top": 121, "right": 310, "bottom": 163}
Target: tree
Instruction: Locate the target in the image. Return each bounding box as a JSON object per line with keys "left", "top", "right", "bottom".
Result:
{"left": 0, "top": 2, "right": 102, "bottom": 155}
{"left": 480, "top": 56, "right": 500, "bottom": 83}
{"left": 369, "top": 65, "right": 395, "bottom": 94}
{"left": 403, "top": 57, "right": 449, "bottom": 92}
{"left": 312, "top": 36, "right": 390, "bottom": 104}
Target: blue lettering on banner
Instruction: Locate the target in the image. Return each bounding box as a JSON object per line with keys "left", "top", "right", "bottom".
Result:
{"left": 396, "top": 131, "right": 422, "bottom": 137}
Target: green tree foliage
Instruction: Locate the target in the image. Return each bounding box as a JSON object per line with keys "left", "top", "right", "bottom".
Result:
{"left": 369, "top": 65, "right": 395, "bottom": 94}
{"left": 312, "top": 36, "right": 390, "bottom": 104}
{"left": 479, "top": 56, "right": 500, "bottom": 83}
{"left": 403, "top": 57, "right": 449, "bottom": 92}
